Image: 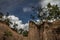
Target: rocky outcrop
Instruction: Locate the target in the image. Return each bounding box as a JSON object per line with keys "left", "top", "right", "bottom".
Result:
{"left": 28, "top": 21, "right": 40, "bottom": 40}
{"left": 28, "top": 20, "right": 60, "bottom": 40}
{"left": 39, "top": 20, "right": 60, "bottom": 40}
{"left": 0, "top": 21, "right": 23, "bottom": 40}
{"left": 0, "top": 20, "right": 60, "bottom": 40}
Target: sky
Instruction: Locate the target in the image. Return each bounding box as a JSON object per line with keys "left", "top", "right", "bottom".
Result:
{"left": 0, "top": 0, "right": 60, "bottom": 23}
{"left": 0, "top": 0, "right": 60, "bottom": 31}
{"left": 0, "top": 0, "right": 40, "bottom": 23}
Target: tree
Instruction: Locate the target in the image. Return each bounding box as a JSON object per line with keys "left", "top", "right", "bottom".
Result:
{"left": 13, "top": 23, "right": 18, "bottom": 32}
{"left": 47, "top": 3, "right": 51, "bottom": 8}
{"left": 47, "top": 3, "right": 60, "bottom": 19}
{"left": 5, "top": 18, "right": 10, "bottom": 25}
{"left": 32, "top": 3, "right": 60, "bottom": 21}
{"left": 22, "top": 30, "right": 28, "bottom": 37}
{"left": 30, "top": 14, "right": 35, "bottom": 20}
{"left": 0, "top": 12, "right": 4, "bottom": 18}
{"left": 19, "top": 28, "right": 24, "bottom": 34}
{"left": 4, "top": 18, "right": 13, "bottom": 26}
{"left": 6, "top": 12, "right": 9, "bottom": 17}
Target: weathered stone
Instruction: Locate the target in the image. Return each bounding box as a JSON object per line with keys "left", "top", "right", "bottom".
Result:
{"left": 0, "top": 20, "right": 60, "bottom": 40}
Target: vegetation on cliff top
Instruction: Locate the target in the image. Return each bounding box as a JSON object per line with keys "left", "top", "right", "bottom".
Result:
{"left": 32, "top": 3, "right": 60, "bottom": 23}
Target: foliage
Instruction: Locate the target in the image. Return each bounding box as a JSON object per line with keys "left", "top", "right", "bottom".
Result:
{"left": 0, "top": 12, "right": 4, "bottom": 18}
{"left": 6, "top": 12, "right": 9, "bottom": 17}
{"left": 19, "top": 29, "right": 28, "bottom": 37}
{"left": 19, "top": 28, "right": 24, "bottom": 34}
{"left": 47, "top": 3, "right": 60, "bottom": 19}
{"left": 4, "top": 18, "right": 12, "bottom": 26}
{"left": 13, "top": 24, "right": 18, "bottom": 32}
{"left": 47, "top": 3, "right": 51, "bottom": 8}
{"left": 32, "top": 3, "right": 60, "bottom": 21}
{"left": 22, "top": 30, "right": 28, "bottom": 37}
{"left": 30, "top": 14, "right": 35, "bottom": 20}
{"left": 4, "top": 31, "right": 12, "bottom": 37}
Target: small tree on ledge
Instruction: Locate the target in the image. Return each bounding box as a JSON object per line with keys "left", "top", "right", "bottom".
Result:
{"left": 32, "top": 3, "right": 60, "bottom": 22}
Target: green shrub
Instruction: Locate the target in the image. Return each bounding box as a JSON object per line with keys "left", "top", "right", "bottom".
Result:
{"left": 19, "top": 29, "right": 24, "bottom": 34}
{"left": 4, "top": 18, "right": 10, "bottom": 26}
{"left": 13, "top": 24, "right": 18, "bottom": 32}
{"left": 22, "top": 30, "right": 28, "bottom": 37}
{"left": 4, "top": 31, "right": 12, "bottom": 37}
{"left": 0, "top": 12, "right": 4, "bottom": 18}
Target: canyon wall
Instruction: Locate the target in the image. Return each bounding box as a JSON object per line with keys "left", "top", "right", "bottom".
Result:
{"left": 28, "top": 20, "right": 60, "bottom": 40}
{"left": 0, "top": 20, "right": 60, "bottom": 40}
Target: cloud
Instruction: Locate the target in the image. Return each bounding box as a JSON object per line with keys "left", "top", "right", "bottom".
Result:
{"left": 7, "top": 15, "right": 29, "bottom": 31}
{"left": 40, "top": 0, "right": 60, "bottom": 8}
{"left": 8, "top": 15, "right": 19, "bottom": 21}
{"left": 24, "top": 23, "right": 29, "bottom": 31}
{"left": 5, "top": 15, "right": 56, "bottom": 31}
{"left": 23, "top": 7, "right": 32, "bottom": 12}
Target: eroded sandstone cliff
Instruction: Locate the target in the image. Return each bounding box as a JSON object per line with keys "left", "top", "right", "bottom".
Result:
{"left": 0, "top": 20, "right": 60, "bottom": 40}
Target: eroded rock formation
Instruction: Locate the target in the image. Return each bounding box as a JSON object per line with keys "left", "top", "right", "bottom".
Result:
{"left": 28, "top": 20, "right": 60, "bottom": 40}
{"left": 0, "top": 20, "right": 60, "bottom": 40}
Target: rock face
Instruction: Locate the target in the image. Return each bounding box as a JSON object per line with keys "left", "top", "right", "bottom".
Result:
{"left": 28, "top": 21, "right": 40, "bottom": 40}
{"left": 0, "top": 21, "right": 23, "bottom": 40}
{"left": 41, "top": 21, "right": 60, "bottom": 40}
{"left": 0, "top": 20, "right": 60, "bottom": 40}
{"left": 28, "top": 20, "right": 60, "bottom": 40}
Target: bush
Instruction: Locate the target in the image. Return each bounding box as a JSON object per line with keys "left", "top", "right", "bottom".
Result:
{"left": 4, "top": 18, "right": 10, "bottom": 26}
{"left": 4, "top": 31, "right": 12, "bottom": 37}
{"left": 22, "top": 30, "right": 28, "bottom": 37}
{"left": 0, "top": 12, "right": 4, "bottom": 18}
{"left": 19, "top": 29, "right": 24, "bottom": 34}
{"left": 13, "top": 24, "right": 18, "bottom": 32}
